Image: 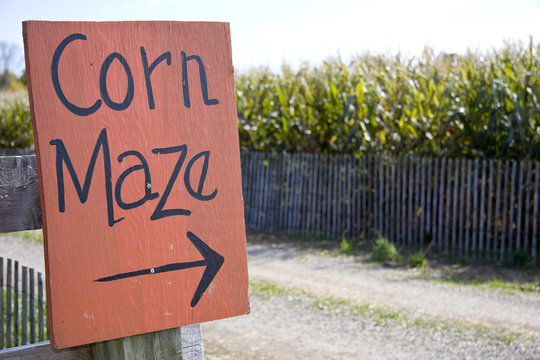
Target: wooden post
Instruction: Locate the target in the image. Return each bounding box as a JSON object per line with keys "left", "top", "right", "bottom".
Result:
{"left": 90, "top": 326, "right": 202, "bottom": 359}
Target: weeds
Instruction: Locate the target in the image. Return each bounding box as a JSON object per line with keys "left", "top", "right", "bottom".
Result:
{"left": 0, "top": 90, "right": 33, "bottom": 149}
{"left": 339, "top": 237, "right": 354, "bottom": 255}
{"left": 409, "top": 251, "right": 428, "bottom": 268}
{"left": 249, "top": 279, "right": 530, "bottom": 345}
{"left": 370, "top": 238, "right": 401, "bottom": 263}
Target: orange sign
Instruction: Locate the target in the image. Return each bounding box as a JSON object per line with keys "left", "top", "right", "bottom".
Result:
{"left": 23, "top": 21, "right": 249, "bottom": 349}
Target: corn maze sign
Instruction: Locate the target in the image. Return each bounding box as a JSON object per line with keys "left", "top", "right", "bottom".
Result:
{"left": 23, "top": 21, "right": 249, "bottom": 349}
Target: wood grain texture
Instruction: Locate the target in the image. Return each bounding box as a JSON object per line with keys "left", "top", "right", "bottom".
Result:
{"left": 0, "top": 326, "right": 201, "bottom": 360}
{"left": 90, "top": 325, "right": 202, "bottom": 360}
{"left": 0, "top": 155, "right": 41, "bottom": 233}
{"left": 0, "top": 341, "right": 90, "bottom": 360}
{"left": 23, "top": 21, "right": 249, "bottom": 348}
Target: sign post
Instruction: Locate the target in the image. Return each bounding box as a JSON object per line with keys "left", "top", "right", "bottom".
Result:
{"left": 23, "top": 21, "right": 249, "bottom": 352}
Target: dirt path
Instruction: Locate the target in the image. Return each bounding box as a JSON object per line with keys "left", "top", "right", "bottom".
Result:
{"left": 202, "top": 236, "right": 540, "bottom": 360}
{"left": 244, "top": 242, "right": 540, "bottom": 336}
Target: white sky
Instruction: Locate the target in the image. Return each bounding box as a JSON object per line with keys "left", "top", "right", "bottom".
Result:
{"left": 1, "top": 0, "right": 540, "bottom": 73}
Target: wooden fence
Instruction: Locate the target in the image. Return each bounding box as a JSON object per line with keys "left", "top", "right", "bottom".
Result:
{"left": 0, "top": 258, "right": 48, "bottom": 349}
{"left": 241, "top": 152, "right": 540, "bottom": 264}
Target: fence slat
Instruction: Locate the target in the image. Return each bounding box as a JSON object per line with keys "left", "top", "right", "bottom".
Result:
{"left": 6, "top": 259, "right": 11, "bottom": 349}
{"left": 295, "top": 154, "right": 303, "bottom": 233}
{"left": 0, "top": 257, "right": 3, "bottom": 349}
{"left": 491, "top": 161, "right": 503, "bottom": 260}
{"left": 333, "top": 156, "right": 340, "bottom": 237}
{"left": 384, "top": 157, "right": 390, "bottom": 238}
{"left": 21, "top": 267, "right": 27, "bottom": 346}
{"left": 500, "top": 161, "right": 510, "bottom": 262}
{"left": 532, "top": 162, "right": 539, "bottom": 266}
{"left": 336, "top": 155, "right": 343, "bottom": 236}
{"left": 426, "top": 158, "right": 432, "bottom": 248}
{"left": 432, "top": 158, "right": 439, "bottom": 252}
{"left": 361, "top": 155, "right": 368, "bottom": 239}
{"left": 346, "top": 155, "right": 352, "bottom": 237}
{"left": 451, "top": 159, "right": 459, "bottom": 255}
{"left": 408, "top": 157, "right": 414, "bottom": 247}
{"left": 486, "top": 160, "right": 494, "bottom": 259}
{"left": 29, "top": 269, "right": 35, "bottom": 344}
{"left": 516, "top": 160, "right": 524, "bottom": 251}
{"left": 401, "top": 157, "right": 408, "bottom": 247}
{"left": 390, "top": 158, "right": 396, "bottom": 243}
{"left": 478, "top": 159, "right": 486, "bottom": 258}
{"left": 326, "top": 154, "right": 332, "bottom": 237}
{"left": 38, "top": 273, "right": 44, "bottom": 342}
{"left": 315, "top": 154, "right": 322, "bottom": 235}
{"left": 471, "top": 160, "right": 479, "bottom": 257}
{"left": 420, "top": 158, "right": 426, "bottom": 248}
{"left": 445, "top": 159, "right": 452, "bottom": 255}
{"left": 508, "top": 161, "right": 517, "bottom": 257}
{"left": 13, "top": 261, "right": 18, "bottom": 347}
{"left": 465, "top": 160, "right": 472, "bottom": 257}
{"left": 395, "top": 158, "right": 402, "bottom": 246}
{"left": 523, "top": 161, "right": 532, "bottom": 253}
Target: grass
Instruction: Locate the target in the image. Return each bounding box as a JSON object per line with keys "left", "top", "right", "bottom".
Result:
{"left": 249, "top": 280, "right": 301, "bottom": 299}
{"left": 249, "top": 279, "right": 531, "bottom": 345}
{"left": 248, "top": 231, "right": 539, "bottom": 296}
{"left": 437, "top": 274, "right": 540, "bottom": 295}
{"left": 370, "top": 238, "right": 401, "bottom": 263}
{"left": 0, "top": 90, "right": 33, "bottom": 149}
{"left": 6, "top": 230, "right": 44, "bottom": 245}
{"left": 1, "top": 286, "right": 48, "bottom": 346}
{"left": 409, "top": 251, "right": 428, "bottom": 268}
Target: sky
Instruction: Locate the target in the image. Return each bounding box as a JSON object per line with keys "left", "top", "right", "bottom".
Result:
{"left": 1, "top": 0, "right": 540, "bottom": 74}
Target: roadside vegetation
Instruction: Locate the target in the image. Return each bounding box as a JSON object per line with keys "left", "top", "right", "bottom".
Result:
{"left": 236, "top": 41, "right": 540, "bottom": 160}
{"left": 249, "top": 279, "right": 531, "bottom": 346}
{"left": 249, "top": 231, "right": 539, "bottom": 296}
{"left": 1, "top": 41, "right": 539, "bottom": 159}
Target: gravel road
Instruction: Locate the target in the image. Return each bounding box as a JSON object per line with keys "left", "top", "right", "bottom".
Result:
{"left": 202, "top": 234, "right": 540, "bottom": 360}
{"left": 1, "top": 231, "right": 539, "bottom": 359}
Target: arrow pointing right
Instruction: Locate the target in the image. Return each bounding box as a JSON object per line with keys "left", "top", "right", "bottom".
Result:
{"left": 94, "top": 231, "right": 225, "bottom": 308}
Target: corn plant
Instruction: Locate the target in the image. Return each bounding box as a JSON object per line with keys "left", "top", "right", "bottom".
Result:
{"left": 236, "top": 41, "right": 540, "bottom": 160}
{"left": 0, "top": 90, "right": 33, "bottom": 149}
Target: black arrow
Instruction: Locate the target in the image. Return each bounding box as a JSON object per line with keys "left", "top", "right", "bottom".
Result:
{"left": 94, "top": 231, "right": 224, "bottom": 307}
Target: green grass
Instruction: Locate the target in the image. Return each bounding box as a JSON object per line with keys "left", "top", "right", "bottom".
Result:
{"left": 251, "top": 232, "right": 538, "bottom": 296}
{"left": 249, "top": 279, "right": 532, "bottom": 345}
{"left": 370, "top": 238, "right": 401, "bottom": 263}
{"left": 405, "top": 266, "right": 540, "bottom": 295}
{"left": 439, "top": 276, "right": 540, "bottom": 295}
{"left": 0, "top": 90, "right": 33, "bottom": 150}
{"left": 249, "top": 280, "right": 302, "bottom": 299}
{"left": 409, "top": 251, "right": 428, "bottom": 268}
{"left": 338, "top": 237, "right": 354, "bottom": 255}
{"left": 6, "top": 230, "right": 44, "bottom": 245}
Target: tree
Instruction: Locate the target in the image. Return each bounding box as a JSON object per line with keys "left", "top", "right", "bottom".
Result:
{"left": 0, "top": 41, "right": 23, "bottom": 90}
{"left": 0, "top": 41, "right": 21, "bottom": 74}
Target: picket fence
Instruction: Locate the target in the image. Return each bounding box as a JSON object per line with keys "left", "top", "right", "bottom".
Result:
{"left": 241, "top": 152, "right": 539, "bottom": 264}
{"left": 0, "top": 257, "right": 48, "bottom": 349}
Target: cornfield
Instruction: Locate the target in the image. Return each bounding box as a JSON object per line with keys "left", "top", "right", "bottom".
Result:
{"left": 1, "top": 42, "right": 539, "bottom": 159}
{"left": 0, "top": 91, "right": 32, "bottom": 150}
{"left": 236, "top": 41, "right": 540, "bottom": 159}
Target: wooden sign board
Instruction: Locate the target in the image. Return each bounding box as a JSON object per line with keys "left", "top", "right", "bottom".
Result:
{"left": 23, "top": 21, "right": 249, "bottom": 349}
